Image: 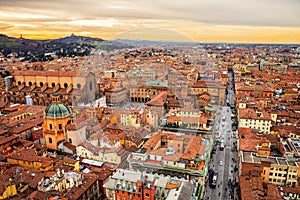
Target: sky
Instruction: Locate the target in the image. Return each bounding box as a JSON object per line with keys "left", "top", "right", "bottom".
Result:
{"left": 0, "top": 0, "right": 300, "bottom": 43}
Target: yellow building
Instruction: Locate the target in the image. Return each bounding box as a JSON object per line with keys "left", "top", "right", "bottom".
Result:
{"left": 6, "top": 149, "right": 54, "bottom": 171}
{"left": 63, "top": 157, "right": 80, "bottom": 171}
{"left": 262, "top": 162, "right": 300, "bottom": 187}
{"left": 238, "top": 108, "right": 272, "bottom": 134}
{"left": 242, "top": 151, "right": 300, "bottom": 188}
{"left": 120, "top": 110, "right": 145, "bottom": 128}
{"left": 43, "top": 93, "right": 74, "bottom": 150}
{"left": 0, "top": 184, "right": 17, "bottom": 200}
{"left": 256, "top": 138, "right": 271, "bottom": 156}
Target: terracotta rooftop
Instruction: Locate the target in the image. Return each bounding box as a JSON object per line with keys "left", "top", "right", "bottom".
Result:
{"left": 146, "top": 91, "right": 167, "bottom": 107}
{"left": 240, "top": 175, "right": 282, "bottom": 200}
{"left": 65, "top": 173, "right": 98, "bottom": 200}
{"left": 13, "top": 70, "right": 92, "bottom": 77}
{"left": 239, "top": 108, "right": 272, "bottom": 121}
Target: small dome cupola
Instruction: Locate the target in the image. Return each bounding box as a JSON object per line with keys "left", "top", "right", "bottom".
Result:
{"left": 45, "top": 93, "right": 71, "bottom": 118}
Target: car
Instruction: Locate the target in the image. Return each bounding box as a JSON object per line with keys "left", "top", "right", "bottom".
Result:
{"left": 220, "top": 161, "right": 223, "bottom": 166}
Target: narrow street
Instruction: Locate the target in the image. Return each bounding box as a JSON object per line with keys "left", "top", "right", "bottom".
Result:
{"left": 203, "top": 70, "right": 239, "bottom": 200}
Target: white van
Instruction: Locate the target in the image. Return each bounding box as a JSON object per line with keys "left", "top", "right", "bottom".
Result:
{"left": 220, "top": 161, "right": 223, "bottom": 166}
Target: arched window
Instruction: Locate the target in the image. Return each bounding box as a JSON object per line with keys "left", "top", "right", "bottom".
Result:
{"left": 40, "top": 82, "right": 44, "bottom": 87}
{"left": 49, "top": 137, "right": 52, "bottom": 143}
{"left": 64, "top": 83, "right": 68, "bottom": 88}
{"left": 29, "top": 81, "right": 32, "bottom": 86}
{"left": 18, "top": 81, "right": 21, "bottom": 86}
{"left": 51, "top": 82, "right": 55, "bottom": 88}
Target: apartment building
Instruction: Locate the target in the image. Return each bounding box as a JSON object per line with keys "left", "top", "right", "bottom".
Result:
{"left": 238, "top": 108, "right": 272, "bottom": 133}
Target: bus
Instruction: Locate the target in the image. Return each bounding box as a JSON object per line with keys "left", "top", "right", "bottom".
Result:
{"left": 220, "top": 140, "right": 225, "bottom": 151}
{"left": 209, "top": 171, "right": 218, "bottom": 188}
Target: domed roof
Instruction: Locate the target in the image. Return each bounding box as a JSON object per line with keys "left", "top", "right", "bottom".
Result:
{"left": 45, "top": 103, "right": 71, "bottom": 117}
{"left": 45, "top": 93, "right": 71, "bottom": 118}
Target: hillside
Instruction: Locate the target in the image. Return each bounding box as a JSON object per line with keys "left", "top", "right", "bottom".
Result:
{"left": 0, "top": 34, "right": 104, "bottom": 58}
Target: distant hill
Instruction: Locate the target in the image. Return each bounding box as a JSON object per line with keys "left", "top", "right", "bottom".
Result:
{"left": 0, "top": 34, "right": 105, "bottom": 58}
{"left": 47, "top": 34, "right": 104, "bottom": 45}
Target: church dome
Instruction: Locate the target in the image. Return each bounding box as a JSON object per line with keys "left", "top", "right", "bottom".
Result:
{"left": 45, "top": 93, "right": 71, "bottom": 117}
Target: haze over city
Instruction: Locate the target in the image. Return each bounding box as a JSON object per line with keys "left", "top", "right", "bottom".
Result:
{"left": 0, "top": 0, "right": 300, "bottom": 43}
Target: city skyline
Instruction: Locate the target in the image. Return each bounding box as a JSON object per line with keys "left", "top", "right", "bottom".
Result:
{"left": 1, "top": 0, "right": 300, "bottom": 43}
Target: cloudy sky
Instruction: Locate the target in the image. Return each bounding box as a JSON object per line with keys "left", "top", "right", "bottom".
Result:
{"left": 1, "top": 0, "right": 300, "bottom": 43}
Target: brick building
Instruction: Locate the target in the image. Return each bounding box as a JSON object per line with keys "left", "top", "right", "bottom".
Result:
{"left": 8, "top": 70, "right": 99, "bottom": 105}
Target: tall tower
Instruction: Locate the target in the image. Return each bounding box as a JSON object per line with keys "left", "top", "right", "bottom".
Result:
{"left": 43, "top": 93, "right": 74, "bottom": 150}
{"left": 259, "top": 59, "right": 265, "bottom": 71}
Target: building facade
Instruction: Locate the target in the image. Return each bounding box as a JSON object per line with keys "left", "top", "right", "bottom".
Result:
{"left": 238, "top": 108, "right": 272, "bottom": 134}
{"left": 9, "top": 70, "right": 99, "bottom": 105}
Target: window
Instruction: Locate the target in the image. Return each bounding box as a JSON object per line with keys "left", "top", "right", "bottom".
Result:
{"left": 40, "top": 82, "right": 44, "bottom": 87}
{"left": 49, "top": 137, "right": 52, "bottom": 143}
{"left": 51, "top": 82, "right": 55, "bottom": 87}
{"left": 59, "top": 124, "right": 62, "bottom": 130}
{"left": 49, "top": 124, "right": 52, "bottom": 130}
{"left": 145, "top": 193, "right": 150, "bottom": 197}
{"left": 90, "top": 82, "right": 92, "bottom": 90}
{"left": 69, "top": 138, "right": 72, "bottom": 144}
{"left": 64, "top": 83, "right": 68, "bottom": 88}
{"left": 77, "top": 83, "right": 81, "bottom": 89}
